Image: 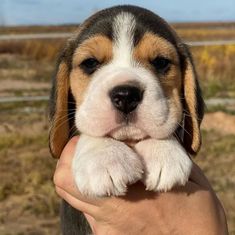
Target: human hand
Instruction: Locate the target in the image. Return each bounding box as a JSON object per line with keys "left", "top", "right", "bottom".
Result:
{"left": 54, "top": 137, "right": 228, "bottom": 235}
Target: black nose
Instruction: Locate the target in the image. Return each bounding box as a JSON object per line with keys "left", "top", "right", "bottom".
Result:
{"left": 109, "top": 85, "right": 143, "bottom": 114}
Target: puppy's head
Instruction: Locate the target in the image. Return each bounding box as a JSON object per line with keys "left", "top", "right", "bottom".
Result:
{"left": 49, "top": 5, "right": 204, "bottom": 158}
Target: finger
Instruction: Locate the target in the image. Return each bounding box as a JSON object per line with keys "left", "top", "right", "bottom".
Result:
{"left": 54, "top": 136, "right": 82, "bottom": 199}
{"left": 54, "top": 158, "right": 101, "bottom": 205}
{"left": 189, "top": 162, "right": 213, "bottom": 190}
{"left": 54, "top": 136, "right": 102, "bottom": 205}
{"left": 55, "top": 186, "right": 98, "bottom": 216}
{"left": 58, "top": 136, "right": 79, "bottom": 166}
{"left": 54, "top": 161, "right": 80, "bottom": 198}
{"left": 84, "top": 213, "right": 96, "bottom": 233}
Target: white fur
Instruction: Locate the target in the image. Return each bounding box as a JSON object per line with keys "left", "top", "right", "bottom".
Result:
{"left": 112, "top": 12, "right": 136, "bottom": 67}
{"left": 134, "top": 137, "right": 192, "bottom": 191}
{"left": 75, "top": 65, "right": 181, "bottom": 140}
{"left": 72, "top": 135, "right": 143, "bottom": 197}
{"left": 72, "top": 12, "right": 191, "bottom": 196}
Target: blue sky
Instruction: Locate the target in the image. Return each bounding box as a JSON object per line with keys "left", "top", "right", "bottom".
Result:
{"left": 0, "top": 0, "right": 235, "bottom": 26}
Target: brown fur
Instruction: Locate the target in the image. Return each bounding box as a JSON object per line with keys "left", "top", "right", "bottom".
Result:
{"left": 71, "top": 35, "right": 113, "bottom": 106}
{"left": 133, "top": 32, "right": 204, "bottom": 154}
{"left": 181, "top": 48, "right": 204, "bottom": 155}
{"left": 49, "top": 62, "right": 70, "bottom": 158}
{"left": 134, "top": 32, "right": 183, "bottom": 124}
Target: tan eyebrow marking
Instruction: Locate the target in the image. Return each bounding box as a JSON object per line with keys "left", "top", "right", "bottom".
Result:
{"left": 72, "top": 35, "right": 113, "bottom": 68}
{"left": 70, "top": 35, "right": 113, "bottom": 107}
{"left": 133, "top": 32, "right": 179, "bottom": 65}
{"left": 134, "top": 32, "right": 182, "bottom": 99}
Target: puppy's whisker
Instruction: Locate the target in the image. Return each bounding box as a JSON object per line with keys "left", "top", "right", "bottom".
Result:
{"left": 177, "top": 122, "right": 192, "bottom": 138}
{"left": 67, "top": 101, "right": 77, "bottom": 104}
{"left": 52, "top": 116, "right": 76, "bottom": 135}
{"left": 70, "top": 125, "right": 79, "bottom": 138}
{"left": 69, "top": 124, "right": 77, "bottom": 135}
{"left": 54, "top": 114, "right": 75, "bottom": 125}
{"left": 56, "top": 108, "right": 77, "bottom": 111}
{"left": 51, "top": 114, "right": 76, "bottom": 130}
{"left": 173, "top": 132, "right": 182, "bottom": 143}
{"left": 51, "top": 117, "right": 73, "bottom": 131}
{"left": 51, "top": 112, "right": 76, "bottom": 125}
{"left": 183, "top": 113, "right": 201, "bottom": 121}
{"left": 182, "top": 109, "right": 202, "bottom": 122}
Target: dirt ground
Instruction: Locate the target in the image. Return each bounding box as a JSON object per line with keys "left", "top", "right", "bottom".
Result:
{"left": 0, "top": 54, "right": 52, "bottom": 97}
{"left": 202, "top": 111, "right": 235, "bottom": 135}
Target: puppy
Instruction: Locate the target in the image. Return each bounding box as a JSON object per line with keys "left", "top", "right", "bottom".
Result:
{"left": 49, "top": 5, "right": 204, "bottom": 234}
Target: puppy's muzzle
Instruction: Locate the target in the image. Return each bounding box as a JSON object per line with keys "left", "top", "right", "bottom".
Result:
{"left": 109, "top": 85, "right": 143, "bottom": 114}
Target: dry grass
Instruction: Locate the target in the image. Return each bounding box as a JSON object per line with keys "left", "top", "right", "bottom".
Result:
{"left": 0, "top": 39, "right": 65, "bottom": 61}
{"left": 196, "top": 129, "right": 235, "bottom": 234}
{"left": 0, "top": 105, "right": 60, "bottom": 235}
{"left": 173, "top": 22, "right": 235, "bottom": 41}
{"left": 192, "top": 45, "right": 235, "bottom": 98}
{"left": 0, "top": 54, "right": 53, "bottom": 82}
{"left": 0, "top": 25, "right": 78, "bottom": 34}
{"left": 1, "top": 23, "right": 235, "bottom": 98}
{"left": 0, "top": 54, "right": 52, "bottom": 97}
{"left": 177, "top": 28, "right": 235, "bottom": 41}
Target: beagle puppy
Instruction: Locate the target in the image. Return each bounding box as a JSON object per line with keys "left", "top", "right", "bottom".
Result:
{"left": 49, "top": 5, "right": 204, "bottom": 234}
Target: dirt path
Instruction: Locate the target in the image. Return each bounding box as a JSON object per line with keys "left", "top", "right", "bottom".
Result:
{"left": 202, "top": 111, "right": 235, "bottom": 135}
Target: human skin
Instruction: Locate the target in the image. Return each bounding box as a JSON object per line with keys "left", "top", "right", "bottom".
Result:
{"left": 54, "top": 136, "right": 228, "bottom": 235}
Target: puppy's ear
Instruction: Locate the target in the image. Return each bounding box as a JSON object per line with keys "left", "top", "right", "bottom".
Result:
{"left": 179, "top": 44, "right": 205, "bottom": 155}
{"left": 49, "top": 59, "right": 71, "bottom": 158}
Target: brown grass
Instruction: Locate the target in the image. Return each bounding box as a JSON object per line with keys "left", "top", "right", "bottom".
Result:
{"left": 0, "top": 105, "right": 60, "bottom": 235}
{"left": 177, "top": 28, "right": 235, "bottom": 41}
{"left": 0, "top": 39, "right": 65, "bottom": 61}
{"left": 172, "top": 22, "right": 235, "bottom": 41}
{"left": 192, "top": 45, "right": 235, "bottom": 98}
{"left": 0, "top": 25, "right": 78, "bottom": 34}
{"left": 196, "top": 129, "right": 235, "bottom": 234}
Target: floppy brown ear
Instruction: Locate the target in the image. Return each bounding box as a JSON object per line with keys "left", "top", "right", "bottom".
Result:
{"left": 49, "top": 60, "right": 70, "bottom": 158}
{"left": 180, "top": 44, "right": 205, "bottom": 155}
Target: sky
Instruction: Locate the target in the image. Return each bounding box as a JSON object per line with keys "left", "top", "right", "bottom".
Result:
{"left": 0, "top": 0, "right": 235, "bottom": 26}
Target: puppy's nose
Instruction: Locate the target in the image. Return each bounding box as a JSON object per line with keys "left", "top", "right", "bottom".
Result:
{"left": 109, "top": 85, "right": 143, "bottom": 114}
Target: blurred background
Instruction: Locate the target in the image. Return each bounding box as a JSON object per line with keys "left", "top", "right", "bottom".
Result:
{"left": 0, "top": 0, "right": 235, "bottom": 234}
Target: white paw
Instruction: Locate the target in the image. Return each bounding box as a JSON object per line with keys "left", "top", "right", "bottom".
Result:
{"left": 135, "top": 138, "right": 192, "bottom": 192}
{"left": 72, "top": 136, "right": 143, "bottom": 197}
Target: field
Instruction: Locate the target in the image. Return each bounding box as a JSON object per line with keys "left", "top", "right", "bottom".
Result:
{"left": 0, "top": 22, "right": 235, "bottom": 235}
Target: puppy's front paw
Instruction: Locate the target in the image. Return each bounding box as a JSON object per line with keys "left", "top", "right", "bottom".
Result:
{"left": 73, "top": 137, "right": 143, "bottom": 197}
{"left": 135, "top": 138, "right": 192, "bottom": 192}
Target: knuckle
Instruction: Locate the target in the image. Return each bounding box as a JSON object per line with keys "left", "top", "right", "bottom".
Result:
{"left": 69, "top": 136, "right": 79, "bottom": 146}
{"left": 55, "top": 185, "right": 62, "bottom": 195}
{"left": 55, "top": 186, "right": 66, "bottom": 199}
{"left": 53, "top": 168, "right": 66, "bottom": 188}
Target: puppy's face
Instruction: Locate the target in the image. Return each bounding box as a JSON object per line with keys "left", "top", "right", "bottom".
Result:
{"left": 49, "top": 6, "right": 204, "bottom": 158}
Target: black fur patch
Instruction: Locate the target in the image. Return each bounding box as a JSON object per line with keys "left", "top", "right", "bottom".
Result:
{"left": 62, "top": 5, "right": 180, "bottom": 71}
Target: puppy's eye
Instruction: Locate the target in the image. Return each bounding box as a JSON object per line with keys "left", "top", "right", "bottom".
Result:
{"left": 150, "top": 56, "right": 171, "bottom": 74}
{"left": 80, "top": 58, "right": 100, "bottom": 74}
